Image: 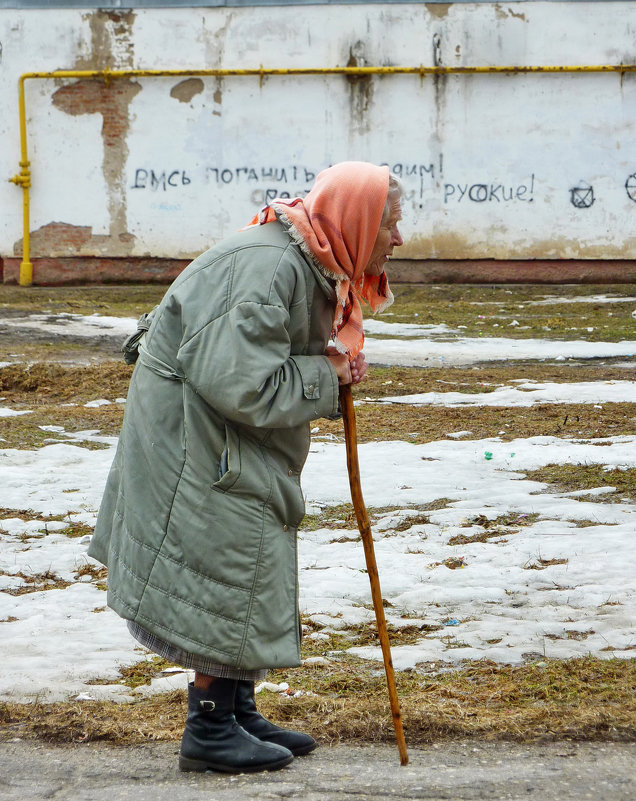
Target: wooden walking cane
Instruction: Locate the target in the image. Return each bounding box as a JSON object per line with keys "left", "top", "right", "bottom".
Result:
{"left": 339, "top": 382, "right": 409, "bottom": 766}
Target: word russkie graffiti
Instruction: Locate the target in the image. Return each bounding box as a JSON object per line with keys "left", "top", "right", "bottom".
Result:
{"left": 443, "top": 175, "right": 535, "bottom": 204}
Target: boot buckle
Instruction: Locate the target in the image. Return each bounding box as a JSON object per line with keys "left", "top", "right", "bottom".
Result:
{"left": 199, "top": 700, "right": 216, "bottom": 711}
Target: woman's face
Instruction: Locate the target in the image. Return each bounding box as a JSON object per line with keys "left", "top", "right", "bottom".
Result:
{"left": 364, "top": 193, "right": 404, "bottom": 276}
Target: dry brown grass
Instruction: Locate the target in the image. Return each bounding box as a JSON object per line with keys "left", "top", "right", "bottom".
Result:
{"left": 314, "top": 401, "right": 636, "bottom": 444}
{"left": 0, "top": 508, "right": 65, "bottom": 522}
{"left": 2, "top": 361, "right": 630, "bottom": 406}
{"left": 388, "top": 283, "right": 636, "bottom": 341}
{"left": 0, "top": 569, "right": 72, "bottom": 596}
{"left": 2, "top": 358, "right": 635, "bottom": 450}
{"left": 524, "top": 557, "right": 570, "bottom": 570}
{"left": 524, "top": 464, "right": 636, "bottom": 503}
{"left": 0, "top": 284, "right": 167, "bottom": 317}
{"left": 1, "top": 657, "right": 634, "bottom": 745}
{"left": 0, "top": 362, "right": 132, "bottom": 403}
{"left": 301, "top": 502, "right": 450, "bottom": 532}
{"left": 362, "top": 364, "right": 636, "bottom": 398}
{"left": 2, "top": 404, "right": 124, "bottom": 450}
{"left": 0, "top": 363, "right": 131, "bottom": 448}
{"left": 448, "top": 513, "right": 540, "bottom": 546}
{"left": 116, "top": 657, "right": 178, "bottom": 689}
{"left": 58, "top": 521, "right": 95, "bottom": 538}
{"left": 0, "top": 405, "right": 123, "bottom": 449}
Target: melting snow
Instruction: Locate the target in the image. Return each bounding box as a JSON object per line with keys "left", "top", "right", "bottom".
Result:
{"left": 0, "top": 312, "right": 634, "bottom": 702}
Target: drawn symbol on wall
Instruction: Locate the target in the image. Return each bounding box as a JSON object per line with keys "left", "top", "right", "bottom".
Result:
{"left": 625, "top": 173, "right": 636, "bottom": 202}
{"left": 570, "top": 182, "right": 595, "bottom": 209}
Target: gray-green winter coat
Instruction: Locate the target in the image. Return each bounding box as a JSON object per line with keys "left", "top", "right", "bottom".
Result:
{"left": 88, "top": 219, "right": 339, "bottom": 670}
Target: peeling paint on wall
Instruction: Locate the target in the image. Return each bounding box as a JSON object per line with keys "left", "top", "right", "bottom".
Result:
{"left": 51, "top": 79, "right": 141, "bottom": 255}
{"left": 401, "top": 230, "right": 636, "bottom": 261}
{"left": 170, "top": 78, "right": 204, "bottom": 104}
{"left": 77, "top": 10, "right": 136, "bottom": 70}
{"left": 495, "top": 4, "right": 527, "bottom": 23}
{"left": 12, "top": 221, "right": 136, "bottom": 259}
{"left": 13, "top": 221, "right": 101, "bottom": 258}
{"left": 426, "top": 3, "right": 451, "bottom": 20}
{"left": 347, "top": 41, "right": 374, "bottom": 134}
{"left": 213, "top": 83, "right": 223, "bottom": 117}
{"left": 37, "top": 9, "right": 141, "bottom": 257}
{"left": 430, "top": 31, "right": 446, "bottom": 186}
{"left": 201, "top": 12, "right": 234, "bottom": 68}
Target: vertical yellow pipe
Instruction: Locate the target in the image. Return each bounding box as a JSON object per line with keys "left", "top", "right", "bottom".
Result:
{"left": 15, "top": 75, "right": 32, "bottom": 286}
{"left": 19, "top": 189, "right": 33, "bottom": 287}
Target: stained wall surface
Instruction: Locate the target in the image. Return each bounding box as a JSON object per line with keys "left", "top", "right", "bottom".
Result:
{"left": 1, "top": 2, "right": 636, "bottom": 267}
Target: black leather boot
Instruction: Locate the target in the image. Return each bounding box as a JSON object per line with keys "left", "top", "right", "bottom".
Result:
{"left": 235, "top": 680, "right": 318, "bottom": 756}
{"left": 179, "top": 679, "right": 294, "bottom": 773}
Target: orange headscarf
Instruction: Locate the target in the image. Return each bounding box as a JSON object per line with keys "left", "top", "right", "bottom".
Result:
{"left": 247, "top": 161, "right": 394, "bottom": 359}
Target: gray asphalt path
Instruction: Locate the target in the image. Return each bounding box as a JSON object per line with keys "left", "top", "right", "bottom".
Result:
{"left": 1, "top": 739, "right": 634, "bottom": 801}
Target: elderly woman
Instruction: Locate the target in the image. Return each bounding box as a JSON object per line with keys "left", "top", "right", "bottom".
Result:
{"left": 88, "top": 161, "right": 403, "bottom": 774}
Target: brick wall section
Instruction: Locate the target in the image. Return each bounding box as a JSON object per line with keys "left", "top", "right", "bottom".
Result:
{"left": 13, "top": 223, "right": 94, "bottom": 258}
{"left": 52, "top": 79, "right": 142, "bottom": 150}
{"left": 3, "top": 257, "right": 636, "bottom": 286}
{"left": 1, "top": 257, "right": 187, "bottom": 285}
{"left": 50, "top": 79, "right": 141, "bottom": 255}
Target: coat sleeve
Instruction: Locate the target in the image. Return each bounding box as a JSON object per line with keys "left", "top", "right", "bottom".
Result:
{"left": 176, "top": 299, "right": 339, "bottom": 429}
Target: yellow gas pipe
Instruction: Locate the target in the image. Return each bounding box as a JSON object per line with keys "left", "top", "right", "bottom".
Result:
{"left": 9, "top": 75, "right": 33, "bottom": 286}
{"left": 9, "top": 63, "right": 636, "bottom": 286}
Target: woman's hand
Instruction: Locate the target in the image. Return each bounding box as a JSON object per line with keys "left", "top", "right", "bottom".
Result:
{"left": 350, "top": 351, "right": 369, "bottom": 384}
{"left": 325, "top": 347, "right": 369, "bottom": 385}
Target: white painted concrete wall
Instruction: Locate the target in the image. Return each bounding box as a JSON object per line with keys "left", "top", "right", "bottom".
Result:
{"left": 1, "top": 3, "right": 636, "bottom": 261}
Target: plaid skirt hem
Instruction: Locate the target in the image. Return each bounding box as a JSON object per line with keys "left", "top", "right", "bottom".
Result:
{"left": 127, "top": 621, "right": 268, "bottom": 681}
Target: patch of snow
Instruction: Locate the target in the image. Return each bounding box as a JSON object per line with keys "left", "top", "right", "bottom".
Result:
{"left": 364, "top": 337, "right": 636, "bottom": 367}
{"left": 2, "top": 313, "right": 136, "bottom": 338}
{"left": 364, "top": 319, "right": 457, "bottom": 336}
{"left": 528, "top": 295, "right": 636, "bottom": 305}
{"left": 368, "top": 381, "right": 636, "bottom": 408}
{"left": 0, "top": 408, "right": 32, "bottom": 418}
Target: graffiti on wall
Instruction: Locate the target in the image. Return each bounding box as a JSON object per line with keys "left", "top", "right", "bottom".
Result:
{"left": 130, "top": 161, "right": 440, "bottom": 205}
{"left": 443, "top": 175, "right": 535, "bottom": 204}
{"left": 132, "top": 169, "right": 192, "bottom": 190}
{"left": 130, "top": 164, "right": 636, "bottom": 214}
{"left": 570, "top": 181, "right": 595, "bottom": 209}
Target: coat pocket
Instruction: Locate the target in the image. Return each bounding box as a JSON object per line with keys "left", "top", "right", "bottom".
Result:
{"left": 211, "top": 424, "right": 241, "bottom": 492}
